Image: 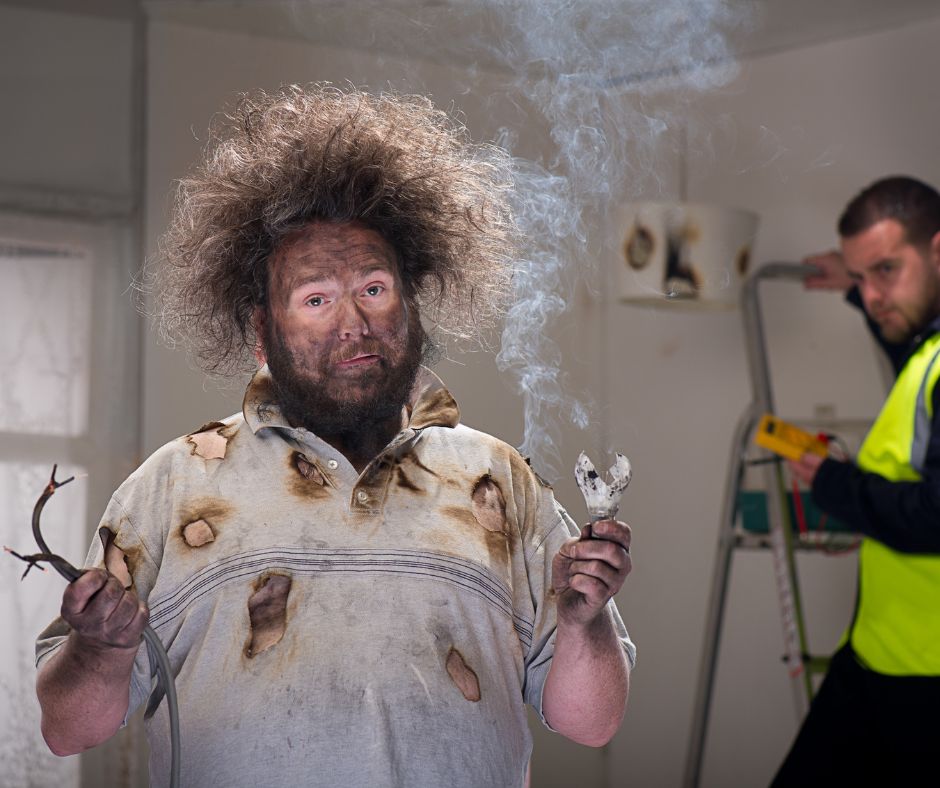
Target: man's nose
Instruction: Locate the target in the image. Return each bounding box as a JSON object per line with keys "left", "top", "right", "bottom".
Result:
{"left": 860, "top": 279, "right": 883, "bottom": 309}
{"left": 336, "top": 297, "right": 369, "bottom": 340}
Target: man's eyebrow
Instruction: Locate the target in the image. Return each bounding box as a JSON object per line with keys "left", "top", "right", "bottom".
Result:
{"left": 356, "top": 262, "right": 397, "bottom": 278}
{"left": 866, "top": 257, "right": 898, "bottom": 271}
{"left": 286, "top": 271, "right": 332, "bottom": 290}
{"left": 847, "top": 257, "right": 898, "bottom": 281}
{"left": 292, "top": 240, "right": 396, "bottom": 264}
{"left": 283, "top": 261, "right": 397, "bottom": 293}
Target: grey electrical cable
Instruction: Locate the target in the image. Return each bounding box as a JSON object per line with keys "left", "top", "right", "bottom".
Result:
{"left": 142, "top": 625, "right": 181, "bottom": 787}
{"left": 22, "top": 466, "right": 181, "bottom": 788}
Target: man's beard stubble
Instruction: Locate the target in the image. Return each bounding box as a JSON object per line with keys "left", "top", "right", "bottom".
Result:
{"left": 264, "top": 313, "right": 427, "bottom": 441}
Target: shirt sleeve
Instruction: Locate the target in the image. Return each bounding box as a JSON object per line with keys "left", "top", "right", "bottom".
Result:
{"left": 519, "top": 494, "right": 635, "bottom": 730}
{"left": 811, "top": 380, "right": 940, "bottom": 553}
{"left": 35, "top": 492, "right": 158, "bottom": 723}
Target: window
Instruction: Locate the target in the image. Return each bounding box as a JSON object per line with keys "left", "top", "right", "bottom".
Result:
{"left": 0, "top": 213, "right": 140, "bottom": 786}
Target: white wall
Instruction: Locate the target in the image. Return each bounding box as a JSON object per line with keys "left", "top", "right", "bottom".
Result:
{"left": 0, "top": 6, "right": 145, "bottom": 788}
{"left": 604, "top": 18, "right": 940, "bottom": 788}
{"left": 0, "top": 5, "right": 133, "bottom": 197}
{"left": 137, "top": 12, "right": 940, "bottom": 788}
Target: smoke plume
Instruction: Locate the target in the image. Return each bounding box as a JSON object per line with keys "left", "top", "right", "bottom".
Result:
{"left": 285, "top": 0, "right": 749, "bottom": 477}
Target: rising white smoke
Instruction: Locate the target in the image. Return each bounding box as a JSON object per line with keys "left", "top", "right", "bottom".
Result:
{"left": 284, "top": 0, "right": 749, "bottom": 478}
{"left": 479, "top": 0, "right": 747, "bottom": 478}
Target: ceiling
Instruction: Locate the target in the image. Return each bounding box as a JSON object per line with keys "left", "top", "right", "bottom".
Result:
{"left": 7, "top": 0, "right": 940, "bottom": 74}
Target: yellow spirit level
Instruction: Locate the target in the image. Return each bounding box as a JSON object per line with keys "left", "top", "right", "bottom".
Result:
{"left": 754, "top": 414, "right": 829, "bottom": 461}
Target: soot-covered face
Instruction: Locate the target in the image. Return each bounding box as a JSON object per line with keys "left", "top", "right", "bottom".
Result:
{"left": 260, "top": 220, "right": 424, "bottom": 436}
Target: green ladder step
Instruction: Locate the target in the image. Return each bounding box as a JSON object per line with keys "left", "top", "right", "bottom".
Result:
{"left": 738, "top": 490, "right": 852, "bottom": 534}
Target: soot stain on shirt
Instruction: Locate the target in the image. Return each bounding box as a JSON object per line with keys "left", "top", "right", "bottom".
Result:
{"left": 410, "top": 388, "right": 460, "bottom": 429}
{"left": 247, "top": 374, "right": 278, "bottom": 423}
{"left": 506, "top": 449, "right": 537, "bottom": 485}
{"left": 176, "top": 499, "right": 233, "bottom": 548}
{"left": 445, "top": 647, "right": 481, "bottom": 702}
{"left": 473, "top": 475, "right": 513, "bottom": 567}
{"left": 393, "top": 450, "right": 441, "bottom": 494}
{"left": 189, "top": 421, "right": 226, "bottom": 434}
{"left": 440, "top": 505, "right": 479, "bottom": 531}
{"left": 395, "top": 466, "right": 422, "bottom": 492}
{"left": 245, "top": 573, "right": 292, "bottom": 658}
{"left": 97, "top": 526, "right": 133, "bottom": 588}
{"left": 181, "top": 519, "right": 215, "bottom": 547}
{"left": 288, "top": 452, "right": 332, "bottom": 499}
{"left": 440, "top": 482, "right": 512, "bottom": 569}
{"left": 471, "top": 475, "right": 507, "bottom": 532}
{"left": 522, "top": 455, "right": 553, "bottom": 489}
{"left": 186, "top": 421, "right": 232, "bottom": 460}
{"left": 401, "top": 452, "right": 439, "bottom": 478}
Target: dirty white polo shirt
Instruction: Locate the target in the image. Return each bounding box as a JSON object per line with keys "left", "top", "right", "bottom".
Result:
{"left": 37, "top": 366, "right": 635, "bottom": 788}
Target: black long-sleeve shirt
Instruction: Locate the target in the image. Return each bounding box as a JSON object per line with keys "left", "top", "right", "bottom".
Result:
{"left": 811, "top": 287, "right": 940, "bottom": 553}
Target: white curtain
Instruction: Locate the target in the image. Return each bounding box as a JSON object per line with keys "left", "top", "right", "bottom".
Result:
{"left": 0, "top": 216, "right": 141, "bottom": 788}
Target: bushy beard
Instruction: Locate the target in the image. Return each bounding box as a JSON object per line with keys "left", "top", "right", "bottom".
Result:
{"left": 264, "top": 312, "right": 426, "bottom": 440}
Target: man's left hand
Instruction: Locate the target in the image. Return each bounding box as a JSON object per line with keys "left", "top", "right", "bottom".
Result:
{"left": 552, "top": 519, "right": 632, "bottom": 628}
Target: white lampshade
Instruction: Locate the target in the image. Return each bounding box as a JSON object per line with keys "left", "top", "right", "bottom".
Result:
{"left": 615, "top": 202, "right": 760, "bottom": 309}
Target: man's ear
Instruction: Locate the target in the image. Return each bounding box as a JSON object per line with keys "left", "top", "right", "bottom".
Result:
{"left": 931, "top": 230, "right": 940, "bottom": 272}
{"left": 252, "top": 307, "right": 268, "bottom": 366}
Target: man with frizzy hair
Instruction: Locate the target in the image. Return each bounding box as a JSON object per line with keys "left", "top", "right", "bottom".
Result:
{"left": 774, "top": 176, "right": 940, "bottom": 786}
{"left": 34, "top": 85, "right": 635, "bottom": 787}
{"left": 158, "top": 85, "right": 516, "bottom": 376}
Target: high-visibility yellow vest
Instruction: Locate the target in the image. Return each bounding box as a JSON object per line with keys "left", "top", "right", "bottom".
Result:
{"left": 850, "top": 332, "right": 940, "bottom": 675}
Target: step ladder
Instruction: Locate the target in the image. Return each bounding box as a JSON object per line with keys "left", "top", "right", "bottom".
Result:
{"left": 682, "top": 263, "right": 861, "bottom": 788}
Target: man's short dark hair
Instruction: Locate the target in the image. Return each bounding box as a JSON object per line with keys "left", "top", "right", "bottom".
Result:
{"left": 838, "top": 175, "right": 940, "bottom": 247}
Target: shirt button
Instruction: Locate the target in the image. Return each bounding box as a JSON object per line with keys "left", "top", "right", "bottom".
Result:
{"left": 327, "top": 459, "right": 339, "bottom": 470}
{"left": 356, "top": 490, "right": 369, "bottom": 503}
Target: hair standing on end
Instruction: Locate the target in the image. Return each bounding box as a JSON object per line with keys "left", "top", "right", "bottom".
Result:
{"left": 151, "top": 84, "right": 517, "bottom": 376}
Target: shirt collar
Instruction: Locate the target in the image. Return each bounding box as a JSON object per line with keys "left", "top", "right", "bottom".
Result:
{"left": 902, "top": 313, "right": 940, "bottom": 362}
{"left": 243, "top": 364, "right": 461, "bottom": 435}
{"left": 921, "top": 313, "right": 940, "bottom": 342}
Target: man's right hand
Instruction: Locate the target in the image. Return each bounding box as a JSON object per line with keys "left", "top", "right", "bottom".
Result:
{"left": 38, "top": 569, "right": 147, "bottom": 755}
{"left": 62, "top": 568, "right": 148, "bottom": 651}
{"left": 802, "top": 250, "right": 854, "bottom": 292}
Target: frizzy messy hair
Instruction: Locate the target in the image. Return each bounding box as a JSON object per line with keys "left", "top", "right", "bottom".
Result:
{"left": 154, "top": 83, "right": 516, "bottom": 376}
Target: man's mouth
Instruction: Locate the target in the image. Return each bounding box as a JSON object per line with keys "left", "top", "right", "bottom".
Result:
{"left": 336, "top": 353, "right": 381, "bottom": 369}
